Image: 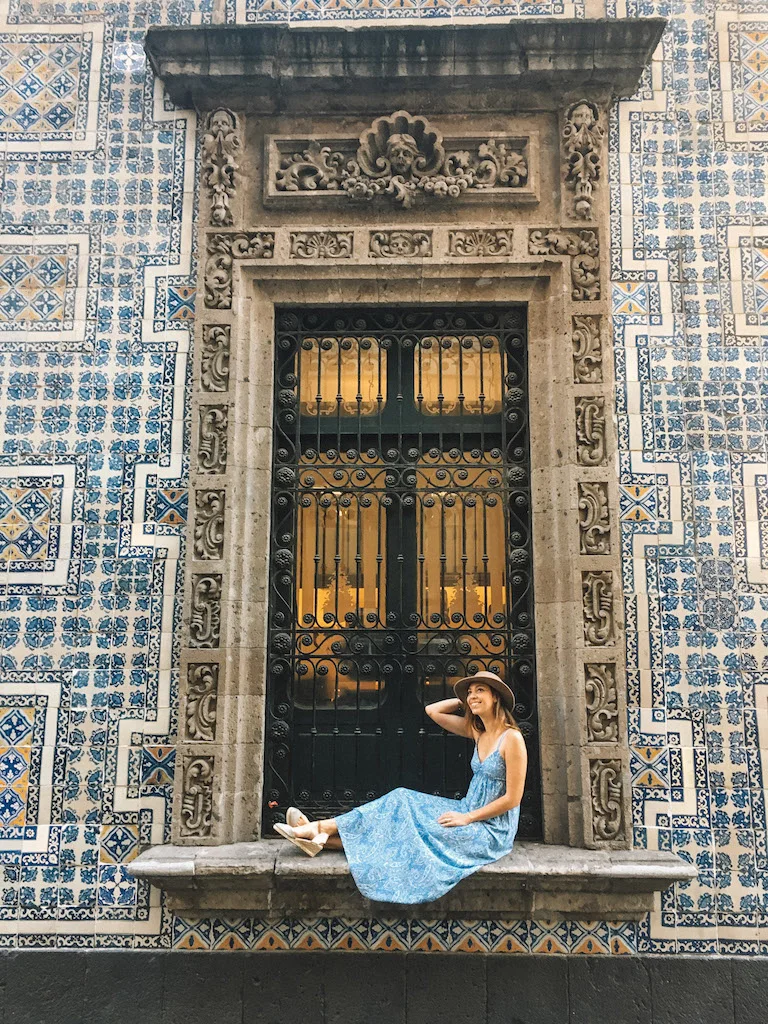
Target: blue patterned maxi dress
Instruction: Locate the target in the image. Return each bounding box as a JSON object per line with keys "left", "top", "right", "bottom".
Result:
{"left": 335, "top": 733, "right": 520, "bottom": 904}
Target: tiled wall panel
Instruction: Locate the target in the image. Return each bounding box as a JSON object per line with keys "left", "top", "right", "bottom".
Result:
{"left": 0, "top": 0, "right": 766, "bottom": 954}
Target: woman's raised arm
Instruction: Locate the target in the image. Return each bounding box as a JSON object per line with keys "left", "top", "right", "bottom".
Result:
{"left": 424, "top": 696, "right": 474, "bottom": 737}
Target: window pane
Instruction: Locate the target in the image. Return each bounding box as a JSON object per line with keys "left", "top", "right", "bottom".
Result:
{"left": 415, "top": 334, "right": 503, "bottom": 416}
{"left": 298, "top": 335, "right": 386, "bottom": 417}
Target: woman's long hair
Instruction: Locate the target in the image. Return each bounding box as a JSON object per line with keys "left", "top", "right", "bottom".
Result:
{"left": 467, "top": 691, "right": 520, "bottom": 734}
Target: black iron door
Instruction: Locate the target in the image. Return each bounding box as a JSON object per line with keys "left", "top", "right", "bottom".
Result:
{"left": 263, "top": 306, "right": 540, "bottom": 838}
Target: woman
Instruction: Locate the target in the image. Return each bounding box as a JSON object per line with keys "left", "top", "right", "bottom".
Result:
{"left": 273, "top": 670, "right": 527, "bottom": 904}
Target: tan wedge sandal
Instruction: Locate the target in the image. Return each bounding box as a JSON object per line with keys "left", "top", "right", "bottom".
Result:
{"left": 273, "top": 822, "right": 328, "bottom": 857}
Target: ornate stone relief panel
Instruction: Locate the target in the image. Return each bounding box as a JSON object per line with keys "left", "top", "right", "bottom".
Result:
{"left": 561, "top": 100, "right": 604, "bottom": 221}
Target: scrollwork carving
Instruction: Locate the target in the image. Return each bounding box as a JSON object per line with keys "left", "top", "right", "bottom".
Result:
{"left": 589, "top": 758, "right": 625, "bottom": 842}
{"left": 189, "top": 573, "right": 222, "bottom": 648}
{"left": 448, "top": 229, "right": 514, "bottom": 257}
{"left": 201, "top": 325, "right": 230, "bottom": 393}
{"left": 202, "top": 108, "right": 241, "bottom": 227}
{"left": 204, "top": 232, "right": 275, "bottom": 309}
{"left": 528, "top": 229, "right": 600, "bottom": 300}
{"left": 562, "top": 100, "right": 604, "bottom": 220}
{"left": 575, "top": 396, "right": 606, "bottom": 467}
{"left": 180, "top": 755, "right": 215, "bottom": 837}
{"left": 585, "top": 664, "right": 618, "bottom": 743}
{"left": 578, "top": 482, "right": 611, "bottom": 555}
{"left": 198, "top": 405, "right": 228, "bottom": 474}
{"left": 369, "top": 230, "right": 432, "bottom": 258}
{"left": 186, "top": 663, "right": 219, "bottom": 742}
{"left": 194, "top": 489, "right": 225, "bottom": 560}
{"left": 582, "top": 570, "right": 615, "bottom": 646}
{"left": 275, "top": 111, "right": 529, "bottom": 209}
{"left": 572, "top": 315, "right": 602, "bottom": 383}
{"left": 289, "top": 231, "right": 354, "bottom": 259}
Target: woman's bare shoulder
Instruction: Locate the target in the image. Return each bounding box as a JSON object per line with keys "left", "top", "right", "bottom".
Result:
{"left": 501, "top": 728, "right": 527, "bottom": 753}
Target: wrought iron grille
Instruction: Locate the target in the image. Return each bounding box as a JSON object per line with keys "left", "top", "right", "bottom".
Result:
{"left": 264, "top": 305, "right": 541, "bottom": 838}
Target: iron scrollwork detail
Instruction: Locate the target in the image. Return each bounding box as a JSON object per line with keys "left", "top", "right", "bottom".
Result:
{"left": 289, "top": 231, "right": 354, "bottom": 259}
{"left": 589, "top": 758, "right": 625, "bottom": 842}
{"left": 189, "top": 573, "right": 222, "bottom": 649}
{"left": 572, "top": 315, "right": 602, "bottom": 383}
{"left": 198, "top": 405, "right": 228, "bottom": 474}
{"left": 369, "top": 230, "right": 432, "bottom": 258}
{"left": 585, "top": 663, "right": 618, "bottom": 743}
{"left": 562, "top": 100, "right": 604, "bottom": 221}
{"left": 202, "top": 108, "right": 241, "bottom": 227}
{"left": 204, "top": 232, "right": 275, "bottom": 309}
{"left": 448, "top": 230, "right": 514, "bottom": 257}
{"left": 582, "top": 570, "right": 615, "bottom": 647}
{"left": 186, "top": 663, "right": 219, "bottom": 742}
{"left": 201, "top": 324, "right": 230, "bottom": 393}
{"left": 180, "top": 755, "right": 215, "bottom": 837}
{"left": 575, "top": 396, "right": 606, "bottom": 467}
{"left": 194, "top": 489, "right": 225, "bottom": 560}
{"left": 528, "top": 229, "right": 600, "bottom": 301}
{"left": 578, "top": 482, "right": 610, "bottom": 555}
{"left": 276, "top": 111, "right": 529, "bottom": 209}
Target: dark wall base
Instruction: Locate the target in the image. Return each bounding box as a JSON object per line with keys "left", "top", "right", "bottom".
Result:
{"left": 0, "top": 951, "right": 765, "bottom": 1024}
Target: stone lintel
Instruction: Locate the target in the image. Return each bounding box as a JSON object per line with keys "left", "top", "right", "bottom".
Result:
{"left": 144, "top": 20, "right": 667, "bottom": 113}
{"left": 129, "top": 841, "right": 695, "bottom": 920}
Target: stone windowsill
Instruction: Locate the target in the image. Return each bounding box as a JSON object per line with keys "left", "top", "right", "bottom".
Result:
{"left": 129, "top": 841, "right": 695, "bottom": 920}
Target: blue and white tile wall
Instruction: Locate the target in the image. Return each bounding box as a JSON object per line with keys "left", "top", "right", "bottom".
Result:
{"left": 0, "top": 0, "right": 766, "bottom": 954}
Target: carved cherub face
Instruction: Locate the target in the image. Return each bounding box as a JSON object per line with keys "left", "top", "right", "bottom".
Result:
{"left": 386, "top": 133, "right": 419, "bottom": 176}
{"left": 569, "top": 102, "right": 597, "bottom": 130}
{"left": 208, "top": 108, "right": 235, "bottom": 135}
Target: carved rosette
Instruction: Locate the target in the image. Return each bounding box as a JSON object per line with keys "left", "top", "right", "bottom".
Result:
{"left": 194, "top": 489, "right": 225, "bottom": 560}
{"left": 578, "top": 482, "right": 611, "bottom": 555}
{"left": 575, "top": 396, "right": 606, "bottom": 467}
{"left": 582, "top": 570, "right": 614, "bottom": 647}
{"left": 369, "top": 230, "right": 432, "bottom": 258}
{"left": 274, "top": 111, "right": 529, "bottom": 209}
{"left": 289, "top": 231, "right": 353, "bottom": 259}
{"left": 572, "top": 315, "right": 602, "bottom": 383}
{"left": 204, "top": 232, "right": 275, "bottom": 309}
{"left": 201, "top": 325, "right": 230, "bottom": 393}
{"left": 448, "top": 229, "right": 514, "bottom": 257}
{"left": 562, "top": 101, "right": 604, "bottom": 221}
{"left": 180, "top": 755, "right": 215, "bottom": 838}
{"left": 589, "top": 758, "right": 625, "bottom": 843}
{"left": 202, "top": 108, "right": 241, "bottom": 227}
{"left": 585, "top": 663, "right": 619, "bottom": 744}
{"left": 186, "top": 663, "right": 219, "bottom": 743}
{"left": 198, "top": 405, "right": 228, "bottom": 474}
{"left": 528, "top": 229, "right": 600, "bottom": 300}
{"left": 189, "top": 573, "right": 222, "bottom": 649}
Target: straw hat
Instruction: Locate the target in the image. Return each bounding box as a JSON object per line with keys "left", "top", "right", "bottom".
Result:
{"left": 453, "top": 670, "right": 516, "bottom": 711}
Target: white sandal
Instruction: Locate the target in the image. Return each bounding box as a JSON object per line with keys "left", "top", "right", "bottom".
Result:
{"left": 286, "top": 806, "right": 310, "bottom": 828}
{"left": 273, "top": 822, "right": 328, "bottom": 857}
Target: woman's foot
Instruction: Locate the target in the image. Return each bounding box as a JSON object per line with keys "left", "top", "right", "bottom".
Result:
{"left": 273, "top": 822, "right": 328, "bottom": 857}
{"left": 286, "top": 806, "right": 310, "bottom": 828}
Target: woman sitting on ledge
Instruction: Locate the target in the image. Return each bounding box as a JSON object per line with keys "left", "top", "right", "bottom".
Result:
{"left": 273, "top": 670, "right": 528, "bottom": 905}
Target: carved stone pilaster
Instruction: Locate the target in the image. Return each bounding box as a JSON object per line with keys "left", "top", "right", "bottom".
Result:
{"left": 575, "top": 396, "right": 606, "bottom": 467}
{"left": 448, "top": 229, "right": 514, "bottom": 257}
{"left": 201, "top": 325, "right": 230, "bottom": 393}
{"left": 584, "top": 663, "right": 618, "bottom": 743}
{"left": 528, "top": 229, "right": 600, "bottom": 300}
{"left": 289, "top": 231, "right": 353, "bottom": 259}
{"left": 562, "top": 101, "right": 604, "bottom": 221}
{"left": 180, "top": 755, "right": 215, "bottom": 838}
{"left": 202, "top": 108, "right": 241, "bottom": 227}
{"left": 571, "top": 315, "right": 602, "bottom": 383}
{"left": 589, "top": 758, "right": 625, "bottom": 843}
{"left": 198, "top": 405, "right": 228, "bottom": 474}
{"left": 582, "top": 570, "right": 615, "bottom": 647}
{"left": 189, "top": 573, "right": 222, "bottom": 649}
{"left": 194, "top": 489, "right": 225, "bottom": 560}
{"left": 204, "top": 232, "right": 275, "bottom": 309}
{"left": 578, "top": 482, "right": 610, "bottom": 555}
{"left": 186, "top": 664, "right": 219, "bottom": 742}
{"left": 369, "top": 230, "right": 432, "bottom": 258}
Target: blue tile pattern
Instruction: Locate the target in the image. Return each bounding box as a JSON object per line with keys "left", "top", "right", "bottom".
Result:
{"left": 0, "top": 0, "right": 764, "bottom": 955}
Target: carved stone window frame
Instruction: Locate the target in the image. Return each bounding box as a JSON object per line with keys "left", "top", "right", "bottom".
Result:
{"left": 133, "top": 20, "right": 696, "bottom": 917}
